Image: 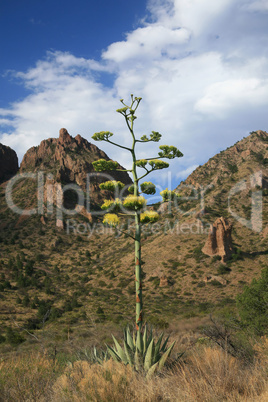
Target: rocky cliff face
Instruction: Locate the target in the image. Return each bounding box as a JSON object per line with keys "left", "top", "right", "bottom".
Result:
{"left": 0, "top": 143, "right": 19, "bottom": 183}
{"left": 20, "top": 128, "right": 132, "bottom": 207}
{"left": 202, "top": 217, "right": 234, "bottom": 262}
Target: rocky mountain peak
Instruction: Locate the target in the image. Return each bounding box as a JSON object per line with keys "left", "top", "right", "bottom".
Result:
{"left": 19, "top": 128, "right": 132, "bottom": 207}
{"left": 59, "top": 128, "right": 73, "bottom": 145}
{"left": 0, "top": 143, "right": 19, "bottom": 183}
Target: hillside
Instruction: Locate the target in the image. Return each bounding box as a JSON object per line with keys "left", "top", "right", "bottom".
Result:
{"left": 176, "top": 130, "right": 268, "bottom": 231}
{"left": 0, "top": 129, "right": 267, "bottom": 355}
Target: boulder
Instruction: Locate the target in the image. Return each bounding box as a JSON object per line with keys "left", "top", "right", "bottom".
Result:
{"left": 56, "top": 219, "right": 64, "bottom": 229}
{"left": 159, "top": 275, "right": 168, "bottom": 287}
{"left": 202, "top": 217, "right": 233, "bottom": 262}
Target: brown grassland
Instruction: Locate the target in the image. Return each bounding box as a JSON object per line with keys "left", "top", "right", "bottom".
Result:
{"left": 0, "top": 336, "right": 268, "bottom": 401}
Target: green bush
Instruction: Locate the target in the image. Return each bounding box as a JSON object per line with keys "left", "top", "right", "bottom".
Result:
{"left": 217, "top": 264, "right": 231, "bottom": 275}
{"left": 6, "top": 327, "right": 25, "bottom": 345}
{"left": 236, "top": 267, "right": 268, "bottom": 335}
{"left": 96, "top": 306, "right": 106, "bottom": 322}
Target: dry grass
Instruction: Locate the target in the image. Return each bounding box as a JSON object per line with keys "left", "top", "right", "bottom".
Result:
{"left": 52, "top": 344, "right": 268, "bottom": 402}
{"left": 0, "top": 352, "right": 61, "bottom": 401}
{"left": 1, "top": 339, "right": 267, "bottom": 402}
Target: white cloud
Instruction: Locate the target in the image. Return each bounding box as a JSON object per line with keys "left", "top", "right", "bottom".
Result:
{"left": 103, "top": 25, "right": 190, "bottom": 63}
{"left": 1, "top": 0, "right": 268, "bottom": 189}
{"left": 171, "top": 0, "right": 235, "bottom": 35}
{"left": 242, "top": 0, "right": 268, "bottom": 11}
{"left": 195, "top": 78, "right": 268, "bottom": 118}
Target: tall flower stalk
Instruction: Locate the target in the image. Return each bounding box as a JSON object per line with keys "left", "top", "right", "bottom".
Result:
{"left": 92, "top": 95, "right": 183, "bottom": 341}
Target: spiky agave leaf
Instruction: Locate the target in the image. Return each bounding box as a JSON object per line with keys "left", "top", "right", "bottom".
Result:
{"left": 158, "top": 341, "right": 176, "bottom": 370}
{"left": 146, "top": 361, "right": 159, "bottom": 378}
{"left": 160, "top": 334, "right": 170, "bottom": 353}
{"left": 124, "top": 340, "right": 133, "bottom": 367}
{"left": 125, "top": 327, "right": 135, "bottom": 351}
{"left": 106, "top": 344, "right": 121, "bottom": 362}
{"left": 153, "top": 333, "right": 164, "bottom": 364}
{"left": 134, "top": 348, "right": 141, "bottom": 371}
{"left": 112, "top": 335, "right": 128, "bottom": 364}
{"left": 146, "top": 327, "right": 153, "bottom": 351}
{"left": 144, "top": 338, "right": 155, "bottom": 372}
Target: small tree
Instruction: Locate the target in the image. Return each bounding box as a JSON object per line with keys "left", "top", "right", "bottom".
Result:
{"left": 236, "top": 267, "right": 268, "bottom": 335}
{"left": 91, "top": 95, "right": 183, "bottom": 371}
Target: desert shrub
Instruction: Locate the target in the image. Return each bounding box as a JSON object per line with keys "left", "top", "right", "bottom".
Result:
{"left": 22, "top": 294, "right": 30, "bottom": 307}
{"left": 212, "top": 255, "right": 221, "bottom": 262}
{"left": 96, "top": 306, "right": 106, "bottom": 322}
{"left": 5, "top": 327, "right": 25, "bottom": 346}
{"left": 236, "top": 267, "right": 268, "bottom": 335}
{"left": 227, "top": 162, "right": 238, "bottom": 173}
{"left": 217, "top": 264, "right": 231, "bottom": 275}
{"left": 209, "top": 280, "right": 224, "bottom": 287}
{"left": 148, "top": 316, "right": 169, "bottom": 329}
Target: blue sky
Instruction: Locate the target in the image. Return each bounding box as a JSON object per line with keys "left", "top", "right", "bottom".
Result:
{"left": 1, "top": 0, "right": 268, "bottom": 191}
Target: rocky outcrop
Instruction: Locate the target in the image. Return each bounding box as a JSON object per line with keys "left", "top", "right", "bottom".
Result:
{"left": 0, "top": 143, "right": 19, "bottom": 183}
{"left": 159, "top": 275, "right": 168, "bottom": 287}
{"left": 20, "top": 128, "right": 132, "bottom": 207}
{"left": 202, "top": 217, "right": 233, "bottom": 262}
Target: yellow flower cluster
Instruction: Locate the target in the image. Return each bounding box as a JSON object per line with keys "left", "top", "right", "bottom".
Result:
{"left": 160, "top": 188, "right": 178, "bottom": 202}
{"left": 123, "top": 195, "right": 147, "bottom": 210}
{"left": 101, "top": 198, "right": 122, "bottom": 212}
{"left": 99, "top": 181, "right": 125, "bottom": 191}
{"left": 103, "top": 213, "right": 120, "bottom": 227}
{"left": 140, "top": 210, "right": 159, "bottom": 224}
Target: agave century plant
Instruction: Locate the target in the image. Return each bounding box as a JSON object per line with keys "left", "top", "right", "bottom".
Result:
{"left": 106, "top": 326, "right": 176, "bottom": 377}
{"left": 91, "top": 95, "right": 183, "bottom": 372}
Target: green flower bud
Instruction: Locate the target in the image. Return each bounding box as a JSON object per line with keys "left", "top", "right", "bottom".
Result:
{"left": 136, "top": 159, "right": 148, "bottom": 168}
{"left": 92, "top": 131, "right": 113, "bottom": 141}
{"left": 149, "top": 160, "right": 169, "bottom": 170}
{"left": 116, "top": 107, "right": 128, "bottom": 114}
{"left": 158, "top": 145, "right": 183, "bottom": 159}
{"left": 99, "top": 181, "right": 125, "bottom": 191}
{"left": 92, "top": 159, "right": 119, "bottom": 172}
{"left": 140, "top": 182, "right": 156, "bottom": 195}
{"left": 140, "top": 135, "right": 149, "bottom": 142}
